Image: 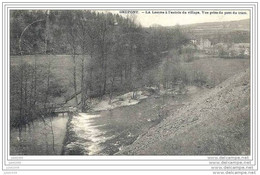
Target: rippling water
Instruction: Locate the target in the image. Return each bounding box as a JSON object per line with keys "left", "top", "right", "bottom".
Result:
{"left": 10, "top": 114, "right": 69, "bottom": 155}
{"left": 65, "top": 113, "right": 113, "bottom": 155}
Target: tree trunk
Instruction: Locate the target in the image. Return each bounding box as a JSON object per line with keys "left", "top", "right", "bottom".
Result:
{"left": 109, "top": 77, "right": 115, "bottom": 105}
{"left": 129, "top": 62, "right": 132, "bottom": 85}
{"left": 120, "top": 68, "right": 123, "bottom": 84}
{"left": 24, "top": 69, "right": 28, "bottom": 122}
{"left": 49, "top": 116, "right": 56, "bottom": 154}
{"left": 89, "top": 67, "right": 93, "bottom": 92}
{"left": 124, "top": 63, "right": 127, "bottom": 81}
{"left": 33, "top": 57, "right": 37, "bottom": 117}
{"left": 102, "top": 59, "right": 107, "bottom": 95}
{"left": 44, "top": 60, "right": 51, "bottom": 110}
{"left": 28, "top": 69, "right": 34, "bottom": 122}
{"left": 100, "top": 22, "right": 107, "bottom": 96}
{"left": 19, "top": 63, "right": 23, "bottom": 129}
{"left": 81, "top": 55, "right": 85, "bottom": 112}
{"left": 72, "top": 52, "right": 78, "bottom": 106}
{"left": 44, "top": 11, "right": 50, "bottom": 111}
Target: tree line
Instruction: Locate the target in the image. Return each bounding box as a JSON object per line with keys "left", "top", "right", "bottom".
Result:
{"left": 10, "top": 10, "right": 189, "bottom": 130}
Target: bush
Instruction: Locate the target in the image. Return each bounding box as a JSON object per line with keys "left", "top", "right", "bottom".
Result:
{"left": 192, "top": 71, "right": 208, "bottom": 86}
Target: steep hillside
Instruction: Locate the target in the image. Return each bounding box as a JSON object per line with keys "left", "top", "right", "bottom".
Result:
{"left": 118, "top": 69, "right": 250, "bottom": 155}
{"left": 180, "top": 19, "right": 250, "bottom": 43}
{"left": 182, "top": 19, "right": 250, "bottom": 31}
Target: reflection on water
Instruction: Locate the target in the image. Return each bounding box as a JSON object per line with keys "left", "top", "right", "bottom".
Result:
{"left": 10, "top": 114, "right": 69, "bottom": 155}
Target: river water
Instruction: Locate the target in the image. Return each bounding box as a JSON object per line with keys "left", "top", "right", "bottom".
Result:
{"left": 10, "top": 114, "right": 69, "bottom": 155}
{"left": 64, "top": 113, "right": 113, "bottom": 155}
{"left": 10, "top": 93, "right": 188, "bottom": 155}
{"left": 63, "top": 94, "right": 187, "bottom": 155}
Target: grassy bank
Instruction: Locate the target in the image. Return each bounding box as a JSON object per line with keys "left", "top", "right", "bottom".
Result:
{"left": 118, "top": 70, "right": 250, "bottom": 155}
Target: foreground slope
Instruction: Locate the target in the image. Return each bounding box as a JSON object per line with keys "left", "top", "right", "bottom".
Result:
{"left": 118, "top": 70, "right": 250, "bottom": 155}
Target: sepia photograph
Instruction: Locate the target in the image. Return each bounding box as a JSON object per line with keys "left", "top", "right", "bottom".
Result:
{"left": 8, "top": 8, "right": 251, "bottom": 157}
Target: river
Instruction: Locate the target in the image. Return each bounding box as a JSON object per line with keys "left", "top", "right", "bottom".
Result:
{"left": 63, "top": 94, "right": 187, "bottom": 155}
{"left": 10, "top": 114, "right": 69, "bottom": 155}
{"left": 10, "top": 92, "right": 189, "bottom": 155}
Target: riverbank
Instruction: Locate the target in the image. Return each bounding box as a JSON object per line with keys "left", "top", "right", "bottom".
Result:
{"left": 117, "top": 70, "right": 250, "bottom": 155}
{"left": 62, "top": 87, "right": 198, "bottom": 155}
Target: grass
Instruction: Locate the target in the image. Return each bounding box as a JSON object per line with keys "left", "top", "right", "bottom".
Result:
{"left": 180, "top": 57, "right": 249, "bottom": 87}
{"left": 118, "top": 69, "right": 250, "bottom": 155}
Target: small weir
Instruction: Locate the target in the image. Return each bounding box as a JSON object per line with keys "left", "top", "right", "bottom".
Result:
{"left": 63, "top": 113, "right": 112, "bottom": 155}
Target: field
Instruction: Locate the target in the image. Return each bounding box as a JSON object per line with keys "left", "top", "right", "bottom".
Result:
{"left": 183, "top": 57, "right": 249, "bottom": 86}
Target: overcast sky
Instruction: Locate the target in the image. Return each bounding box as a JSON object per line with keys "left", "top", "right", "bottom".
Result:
{"left": 105, "top": 10, "right": 250, "bottom": 27}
